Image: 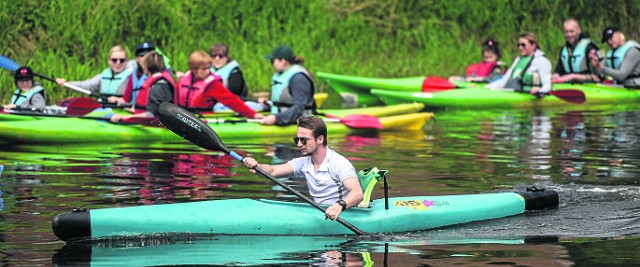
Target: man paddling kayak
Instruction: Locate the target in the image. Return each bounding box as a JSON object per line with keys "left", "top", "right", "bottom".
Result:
{"left": 242, "top": 116, "right": 363, "bottom": 220}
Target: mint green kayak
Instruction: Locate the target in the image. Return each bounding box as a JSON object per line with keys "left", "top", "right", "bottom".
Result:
{"left": 52, "top": 189, "right": 557, "bottom": 241}
{"left": 317, "top": 72, "right": 427, "bottom": 107}
{"left": 372, "top": 83, "right": 640, "bottom": 109}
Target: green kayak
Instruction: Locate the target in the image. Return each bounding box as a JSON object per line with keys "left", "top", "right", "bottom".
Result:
{"left": 52, "top": 188, "right": 558, "bottom": 241}
{"left": 317, "top": 72, "right": 428, "bottom": 107}
{"left": 0, "top": 109, "right": 433, "bottom": 144}
{"left": 371, "top": 83, "right": 640, "bottom": 109}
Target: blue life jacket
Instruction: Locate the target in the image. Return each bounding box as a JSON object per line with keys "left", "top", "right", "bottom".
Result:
{"left": 560, "top": 38, "right": 593, "bottom": 74}
{"left": 100, "top": 67, "right": 132, "bottom": 96}
{"left": 269, "top": 64, "right": 315, "bottom": 114}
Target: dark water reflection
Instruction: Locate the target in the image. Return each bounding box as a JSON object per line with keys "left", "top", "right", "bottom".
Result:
{"left": 0, "top": 105, "right": 639, "bottom": 266}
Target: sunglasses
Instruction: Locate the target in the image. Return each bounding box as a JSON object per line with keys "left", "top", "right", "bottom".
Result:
{"left": 517, "top": 43, "right": 528, "bottom": 48}
{"left": 111, "top": 58, "right": 127, "bottom": 64}
{"left": 212, "top": 54, "right": 226, "bottom": 59}
{"left": 293, "top": 137, "right": 312, "bottom": 145}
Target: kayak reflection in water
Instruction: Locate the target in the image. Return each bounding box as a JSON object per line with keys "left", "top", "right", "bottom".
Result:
{"left": 242, "top": 116, "right": 363, "bottom": 220}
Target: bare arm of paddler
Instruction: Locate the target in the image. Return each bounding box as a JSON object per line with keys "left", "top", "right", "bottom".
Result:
{"left": 242, "top": 157, "right": 294, "bottom": 177}
{"left": 324, "top": 177, "right": 363, "bottom": 221}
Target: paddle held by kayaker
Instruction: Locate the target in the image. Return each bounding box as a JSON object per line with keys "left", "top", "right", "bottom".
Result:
{"left": 242, "top": 116, "right": 363, "bottom": 220}
{"left": 110, "top": 52, "right": 174, "bottom": 123}
{"left": 486, "top": 32, "right": 552, "bottom": 95}
{"left": 589, "top": 26, "right": 640, "bottom": 88}
{"left": 259, "top": 45, "right": 316, "bottom": 125}
{"left": 3, "top": 66, "right": 46, "bottom": 110}
{"left": 55, "top": 45, "right": 132, "bottom": 103}
{"left": 175, "top": 51, "right": 263, "bottom": 119}
{"left": 552, "top": 18, "right": 602, "bottom": 84}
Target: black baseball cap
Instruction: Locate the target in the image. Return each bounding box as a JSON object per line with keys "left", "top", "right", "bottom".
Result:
{"left": 601, "top": 26, "right": 619, "bottom": 43}
{"left": 135, "top": 42, "right": 155, "bottom": 56}
{"left": 264, "top": 45, "right": 294, "bottom": 61}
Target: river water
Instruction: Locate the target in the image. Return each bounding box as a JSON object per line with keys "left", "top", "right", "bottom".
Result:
{"left": 0, "top": 104, "right": 639, "bottom": 266}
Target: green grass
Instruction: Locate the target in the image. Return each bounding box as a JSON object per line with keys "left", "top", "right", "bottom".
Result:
{"left": 2, "top": 0, "right": 639, "bottom": 104}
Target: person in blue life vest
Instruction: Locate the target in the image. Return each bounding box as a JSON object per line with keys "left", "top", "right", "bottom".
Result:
{"left": 3, "top": 66, "right": 46, "bottom": 110}
{"left": 552, "top": 18, "right": 602, "bottom": 83}
{"left": 259, "top": 45, "right": 316, "bottom": 125}
{"left": 450, "top": 38, "right": 506, "bottom": 83}
{"left": 55, "top": 45, "right": 132, "bottom": 103}
{"left": 242, "top": 116, "right": 363, "bottom": 220}
{"left": 486, "top": 32, "right": 552, "bottom": 95}
{"left": 109, "top": 52, "right": 174, "bottom": 123}
{"left": 209, "top": 43, "right": 265, "bottom": 112}
{"left": 589, "top": 26, "right": 640, "bottom": 88}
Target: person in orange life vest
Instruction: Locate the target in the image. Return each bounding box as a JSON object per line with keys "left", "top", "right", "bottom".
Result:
{"left": 3, "top": 66, "right": 47, "bottom": 110}
{"left": 175, "top": 51, "right": 264, "bottom": 119}
{"left": 55, "top": 46, "right": 132, "bottom": 103}
{"left": 110, "top": 42, "right": 157, "bottom": 107}
{"left": 109, "top": 52, "right": 174, "bottom": 123}
{"left": 450, "top": 39, "right": 505, "bottom": 83}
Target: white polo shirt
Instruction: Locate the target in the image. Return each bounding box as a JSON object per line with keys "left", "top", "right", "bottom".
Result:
{"left": 287, "top": 147, "right": 357, "bottom": 205}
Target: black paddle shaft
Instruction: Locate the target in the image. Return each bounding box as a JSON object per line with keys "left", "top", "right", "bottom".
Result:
{"left": 157, "top": 103, "right": 366, "bottom": 235}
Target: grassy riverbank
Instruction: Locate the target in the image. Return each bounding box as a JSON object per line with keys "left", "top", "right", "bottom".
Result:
{"left": 1, "top": 0, "right": 638, "bottom": 103}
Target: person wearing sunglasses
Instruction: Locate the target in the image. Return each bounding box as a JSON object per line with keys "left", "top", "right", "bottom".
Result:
{"left": 175, "top": 50, "right": 264, "bottom": 119}
{"left": 208, "top": 43, "right": 266, "bottom": 112}
{"left": 451, "top": 38, "right": 506, "bottom": 83}
{"left": 588, "top": 26, "right": 640, "bottom": 88}
{"left": 110, "top": 52, "right": 175, "bottom": 123}
{"left": 259, "top": 45, "right": 317, "bottom": 125}
{"left": 3, "top": 66, "right": 46, "bottom": 111}
{"left": 242, "top": 116, "right": 363, "bottom": 221}
{"left": 55, "top": 45, "right": 132, "bottom": 103}
{"left": 552, "top": 18, "right": 602, "bottom": 84}
{"left": 487, "top": 32, "right": 552, "bottom": 95}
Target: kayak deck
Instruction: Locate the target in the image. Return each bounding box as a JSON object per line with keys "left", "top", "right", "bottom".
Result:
{"left": 52, "top": 189, "right": 558, "bottom": 241}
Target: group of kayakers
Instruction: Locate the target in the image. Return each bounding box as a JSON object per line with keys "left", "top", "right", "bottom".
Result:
{"left": 453, "top": 19, "right": 640, "bottom": 95}
{"left": 4, "top": 42, "right": 316, "bottom": 126}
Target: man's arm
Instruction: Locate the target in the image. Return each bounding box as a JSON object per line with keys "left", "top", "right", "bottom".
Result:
{"left": 325, "top": 177, "right": 363, "bottom": 220}
{"left": 242, "top": 157, "right": 294, "bottom": 177}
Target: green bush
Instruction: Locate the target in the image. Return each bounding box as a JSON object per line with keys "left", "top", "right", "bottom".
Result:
{"left": 2, "top": 0, "right": 638, "bottom": 103}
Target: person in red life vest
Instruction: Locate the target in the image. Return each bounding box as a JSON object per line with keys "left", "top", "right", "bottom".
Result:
{"left": 109, "top": 52, "right": 174, "bottom": 123}
{"left": 176, "top": 51, "right": 264, "bottom": 119}
{"left": 450, "top": 39, "right": 506, "bottom": 83}
{"left": 109, "top": 42, "right": 157, "bottom": 107}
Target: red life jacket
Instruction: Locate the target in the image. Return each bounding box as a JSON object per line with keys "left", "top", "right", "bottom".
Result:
{"left": 176, "top": 72, "right": 222, "bottom": 111}
{"left": 134, "top": 70, "right": 176, "bottom": 113}
{"left": 465, "top": 61, "right": 498, "bottom": 77}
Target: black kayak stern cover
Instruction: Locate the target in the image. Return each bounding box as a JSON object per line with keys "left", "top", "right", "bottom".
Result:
{"left": 52, "top": 208, "right": 91, "bottom": 242}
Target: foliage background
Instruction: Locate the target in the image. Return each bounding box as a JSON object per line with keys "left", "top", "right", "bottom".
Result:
{"left": 1, "top": 0, "right": 639, "bottom": 103}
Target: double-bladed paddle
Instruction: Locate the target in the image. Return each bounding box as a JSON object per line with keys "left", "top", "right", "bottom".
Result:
{"left": 0, "top": 55, "right": 96, "bottom": 96}
{"left": 157, "top": 102, "right": 366, "bottom": 235}
{"left": 206, "top": 114, "right": 383, "bottom": 130}
{"left": 422, "top": 75, "right": 587, "bottom": 104}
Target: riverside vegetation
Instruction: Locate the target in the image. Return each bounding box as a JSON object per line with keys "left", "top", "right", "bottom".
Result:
{"left": 1, "top": 0, "right": 639, "bottom": 104}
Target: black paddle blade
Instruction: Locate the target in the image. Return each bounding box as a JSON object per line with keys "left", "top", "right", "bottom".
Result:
{"left": 158, "top": 103, "right": 230, "bottom": 154}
